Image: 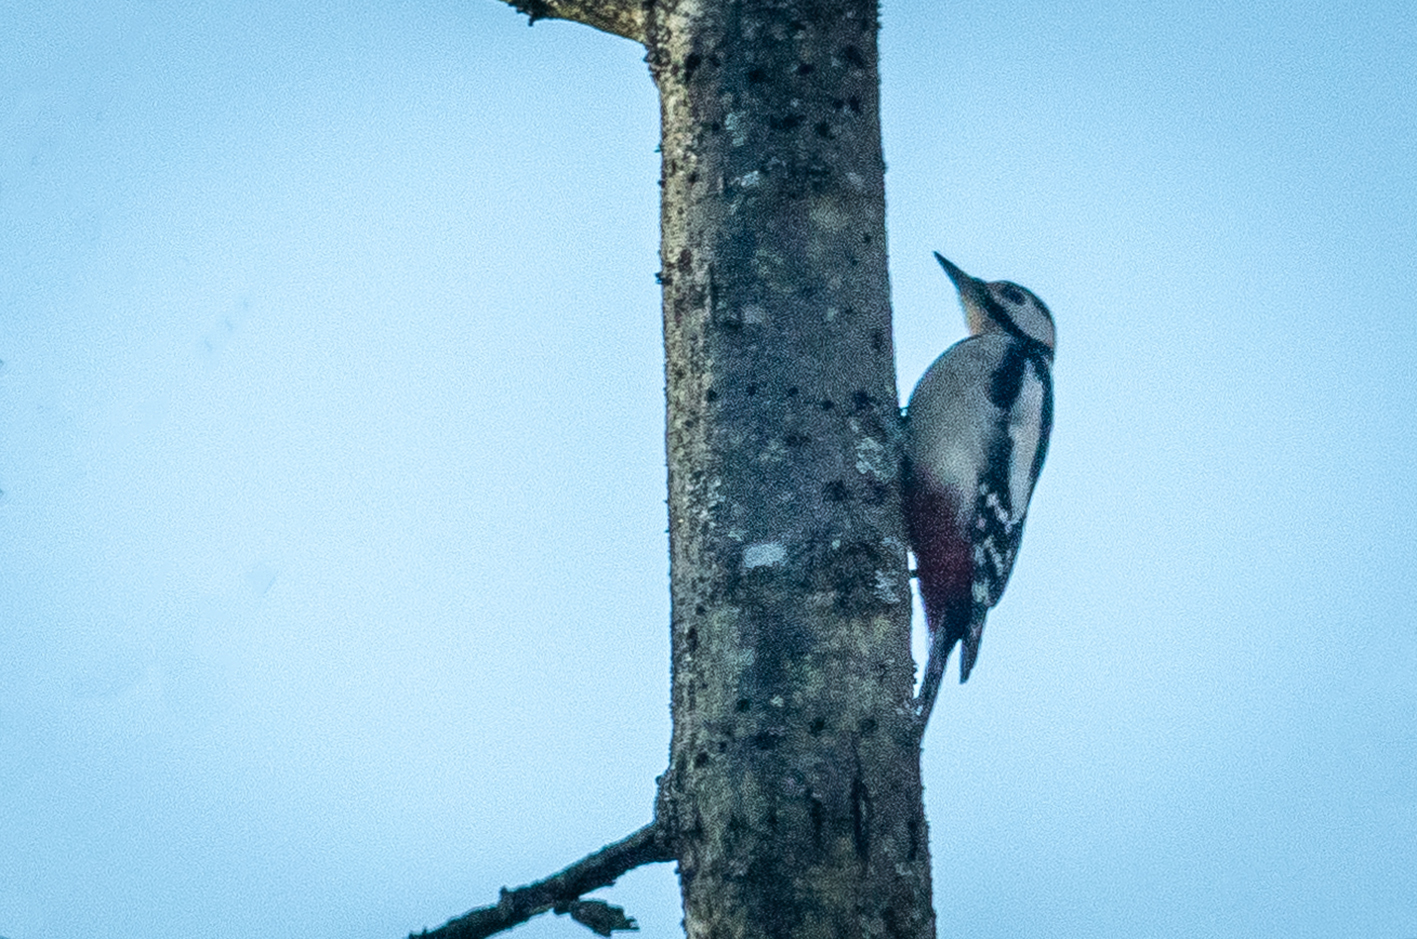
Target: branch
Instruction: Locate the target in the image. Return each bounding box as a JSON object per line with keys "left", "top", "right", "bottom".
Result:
{"left": 408, "top": 823, "right": 673, "bottom": 939}
{"left": 498, "top": 0, "right": 648, "bottom": 44}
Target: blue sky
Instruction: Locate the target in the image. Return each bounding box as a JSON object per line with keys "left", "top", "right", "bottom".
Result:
{"left": 2, "top": 1, "right": 1414, "bottom": 937}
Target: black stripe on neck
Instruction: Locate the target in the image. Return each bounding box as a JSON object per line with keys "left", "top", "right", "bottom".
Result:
{"left": 982, "top": 293, "right": 1053, "bottom": 359}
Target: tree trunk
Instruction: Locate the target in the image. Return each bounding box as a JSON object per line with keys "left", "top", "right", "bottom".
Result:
{"left": 462, "top": 2, "right": 936, "bottom": 937}
{"left": 647, "top": 3, "right": 933, "bottom": 938}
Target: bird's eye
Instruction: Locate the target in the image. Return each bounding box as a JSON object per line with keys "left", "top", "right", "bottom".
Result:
{"left": 999, "top": 284, "right": 1026, "bottom": 306}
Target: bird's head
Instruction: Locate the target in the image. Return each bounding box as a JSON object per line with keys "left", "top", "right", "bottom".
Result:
{"left": 934, "top": 252, "right": 1056, "bottom": 354}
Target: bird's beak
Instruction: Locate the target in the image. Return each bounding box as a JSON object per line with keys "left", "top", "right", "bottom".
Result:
{"left": 934, "top": 252, "right": 989, "bottom": 334}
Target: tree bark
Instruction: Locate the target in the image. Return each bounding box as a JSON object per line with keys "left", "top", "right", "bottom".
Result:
{"left": 482, "top": 2, "right": 935, "bottom": 937}
{"left": 503, "top": 0, "right": 648, "bottom": 42}
{"left": 647, "top": 4, "right": 932, "bottom": 938}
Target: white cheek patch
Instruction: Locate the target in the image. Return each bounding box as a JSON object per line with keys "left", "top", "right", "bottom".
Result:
{"left": 1014, "top": 301, "right": 1055, "bottom": 349}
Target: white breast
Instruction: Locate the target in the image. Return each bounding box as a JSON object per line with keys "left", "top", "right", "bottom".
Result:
{"left": 906, "top": 335, "right": 1014, "bottom": 525}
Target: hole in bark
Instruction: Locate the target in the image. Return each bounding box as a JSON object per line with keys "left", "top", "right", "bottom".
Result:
{"left": 751, "top": 731, "right": 779, "bottom": 750}
{"left": 785, "top": 386, "right": 798, "bottom": 397}
{"left": 694, "top": 751, "right": 709, "bottom": 767}
{"left": 745, "top": 384, "right": 757, "bottom": 396}
{"left": 841, "top": 45, "right": 866, "bottom": 69}
{"left": 808, "top": 794, "right": 826, "bottom": 848}
{"left": 705, "top": 388, "right": 718, "bottom": 402}
{"left": 823, "top": 480, "right": 848, "bottom": 502}
{"left": 735, "top": 698, "right": 751, "bottom": 712}
{"left": 858, "top": 717, "right": 878, "bottom": 736}
{"left": 683, "top": 52, "right": 701, "bottom": 77}
{"left": 795, "top": 63, "right": 815, "bottom": 76}
{"left": 809, "top": 717, "right": 826, "bottom": 735}
{"left": 851, "top": 777, "right": 872, "bottom": 861}
{"left": 747, "top": 67, "right": 767, "bottom": 84}
{"left": 819, "top": 398, "right": 834, "bottom": 410}
{"left": 814, "top": 121, "right": 832, "bottom": 138}
{"left": 870, "top": 329, "right": 884, "bottom": 352}
{"left": 852, "top": 390, "right": 872, "bottom": 410}
{"left": 686, "top": 626, "right": 698, "bottom": 651}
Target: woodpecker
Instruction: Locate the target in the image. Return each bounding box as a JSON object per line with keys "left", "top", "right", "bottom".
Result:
{"left": 906, "top": 252, "right": 1055, "bottom": 728}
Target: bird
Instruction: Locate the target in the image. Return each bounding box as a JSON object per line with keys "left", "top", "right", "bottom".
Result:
{"left": 905, "top": 252, "right": 1055, "bottom": 729}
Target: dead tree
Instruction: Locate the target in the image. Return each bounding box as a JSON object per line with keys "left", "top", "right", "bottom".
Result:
{"left": 411, "top": 1, "right": 933, "bottom": 936}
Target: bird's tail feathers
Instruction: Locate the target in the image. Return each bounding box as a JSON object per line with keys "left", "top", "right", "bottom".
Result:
{"left": 915, "top": 640, "right": 948, "bottom": 730}
{"left": 958, "top": 610, "right": 987, "bottom": 683}
{"left": 916, "top": 596, "right": 971, "bottom": 730}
